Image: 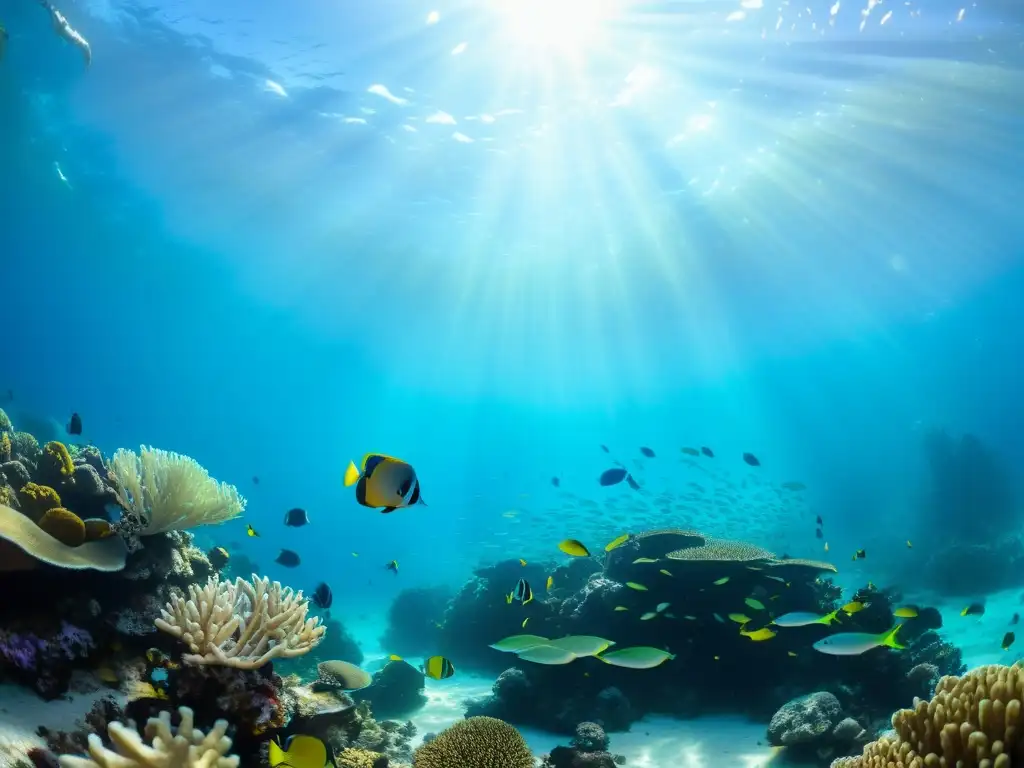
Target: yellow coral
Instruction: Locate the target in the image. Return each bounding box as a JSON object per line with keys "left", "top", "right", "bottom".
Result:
{"left": 412, "top": 716, "right": 534, "bottom": 768}
{"left": 832, "top": 664, "right": 1024, "bottom": 768}
{"left": 18, "top": 482, "right": 62, "bottom": 520}
{"left": 336, "top": 748, "right": 385, "bottom": 768}
{"left": 0, "top": 432, "right": 10, "bottom": 463}
{"left": 83, "top": 518, "right": 114, "bottom": 541}
{"left": 44, "top": 440, "right": 75, "bottom": 476}
{"left": 38, "top": 507, "right": 87, "bottom": 547}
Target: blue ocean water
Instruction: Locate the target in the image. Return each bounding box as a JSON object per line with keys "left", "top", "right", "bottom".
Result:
{"left": 1, "top": 0, "right": 1023, "bottom": 756}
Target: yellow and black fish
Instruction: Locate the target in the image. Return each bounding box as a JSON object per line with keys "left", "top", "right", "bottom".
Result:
{"left": 385, "top": 560, "right": 399, "bottom": 575}
{"left": 269, "top": 735, "right": 327, "bottom": 768}
{"left": 246, "top": 524, "right": 259, "bottom": 537}
{"left": 852, "top": 549, "right": 866, "bottom": 560}
{"left": 344, "top": 453, "right": 425, "bottom": 513}
{"left": 423, "top": 655, "right": 455, "bottom": 680}
{"left": 510, "top": 578, "right": 533, "bottom": 605}
{"left": 962, "top": 602, "right": 985, "bottom": 617}
{"left": 207, "top": 546, "right": 230, "bottom": 569}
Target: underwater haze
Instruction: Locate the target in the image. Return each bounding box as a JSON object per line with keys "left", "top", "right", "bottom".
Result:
{"left": 1, "top": 0, "right": 1024, "bottom": 764}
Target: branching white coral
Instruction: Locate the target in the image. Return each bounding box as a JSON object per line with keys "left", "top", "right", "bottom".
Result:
{"left": 154, "top": 574, "right": 326, "bottom": 669}
{"left": 57, "top": 706, "right": 240, "bottom": 767}
{"left": 108, "top": 446, "right": 246, "bottom": 535}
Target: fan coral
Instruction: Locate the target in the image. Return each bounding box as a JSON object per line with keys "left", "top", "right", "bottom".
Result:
{"left": 832, "top": 664, "right": 1024, "bottom": 768}
{"left": 57, "top": 706, "right": 240, "bottom": 767}
{"left": 412, "top": 716, "right": 534, "bottom": 768}
{"left": 108, "top": 445, "right": 246, "bottom": 535}
{"left": 154, "top": 574, "right": 325, "bottom": 668}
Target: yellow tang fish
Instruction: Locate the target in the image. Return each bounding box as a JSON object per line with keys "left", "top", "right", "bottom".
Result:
{"left": 269, "top": 735, "right": 327, "bottom": 768}
{"left": 713, "top": 577, "right": 729, "bottom": 585}
{"left": 605, "top": 534, "right": 630, "bottom": 552}
{"left": 558, "top": 539, "right": 591, "bottom": 557}
{"left": 659, "top": 569, "right": 673, "bottom": 577}
{"left": 626, "top": 582, "right": 648, "bottom": 591}
{"left": 344, "top": 454, "right": 426, "bottom": 513}
{"left": 519, "top": 559, "right": 527, "bottom": 567}
{"left": 546, "top": 575, "right": 554, "bottom": 591}
{"left": 246, "top": 524, "right": 259, "bottom": 537}
{"left": 614, "top": 606, "right": 629, "bottom": 611}
{"left": 740, "top": 627, "right": 777, "bottom": 642}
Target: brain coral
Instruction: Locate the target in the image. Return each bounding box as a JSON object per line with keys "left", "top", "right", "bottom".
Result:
{"left": 412, "top": 716, "right": 534, "bottom": 768}
{"left": 831, "top": 664, "right": 1024, "bottom": 768}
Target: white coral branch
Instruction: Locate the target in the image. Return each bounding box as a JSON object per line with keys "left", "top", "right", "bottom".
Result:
{"left": 155, "top": 574, "right": 326, "bottom": 669}
{"left": 57, "top": 707, "right": 240, "bottom": 768}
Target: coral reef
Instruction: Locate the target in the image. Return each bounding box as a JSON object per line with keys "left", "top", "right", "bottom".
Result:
{"left": 412, "top": 716, "right": 534, "bottom": 768}
{"left": 541, "top": 721, "right": 625, "bottom": 768}
{"left": 108, "top": 446, "right": 246, "bottom": 536}
{"left": 352, "top": 659, "right": 428, "bottom": 719}
{"left": 56, "top": 706, "right": 240, "bottom": 767}
{"left": 324, "top": 701, "right": 417, "bottom": 766}
{"left": 439, "top": 529, "right": 963, "bottom": 734}
{"left": 831, "top": 664, "right": 1024, "bottom": 768}
{"left": 154, "top": 574, "right": 325, "bottom": 668}
{"left": 466, "top": 666, "right": 634, "bottom": 734}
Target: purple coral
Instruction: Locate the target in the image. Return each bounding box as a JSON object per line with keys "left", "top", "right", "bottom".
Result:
{"left": 55, "top": 621, "right": 94, "bottom": 659}
{"left": 0, "top": 631, "right": 46, "bottom": 671}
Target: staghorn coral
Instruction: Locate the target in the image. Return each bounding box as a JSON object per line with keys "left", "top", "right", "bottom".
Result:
{"left": 108, "top": 445, "right": 246, "bottom": 535}
{"left": 412, "top": 716, "right": 534, "bottom": 768}
{"left": 154, "top": 574, "right": 325, "bottom": 668}
{"left": 57, "top": 706, "right": 240, "bottom": 767}
{"left": 831, "top": 664, "right": 1024, "bottom": 768}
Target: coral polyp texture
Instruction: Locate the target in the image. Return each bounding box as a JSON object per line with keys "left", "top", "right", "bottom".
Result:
{"left": 57, "top": 706, "right": 240, "bottom": 768}
{"left": 108, "top": 445, "right": 246, "bottom": 535}
{"left": 832, "top": 664, "right": 1024, "bottom": 768}
{"left": 411, "top": 716, "right": 535, "bottom": 768}
{"left": 155, "top": 574, "right": 326, "bottom": 668}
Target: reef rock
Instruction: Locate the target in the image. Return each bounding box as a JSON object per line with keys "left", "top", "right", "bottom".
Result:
{"left": 768, "top": 691, "right": 843, "bottom": 747}
{"left": 352, "top": 659, "right": 427, "bottom": 719}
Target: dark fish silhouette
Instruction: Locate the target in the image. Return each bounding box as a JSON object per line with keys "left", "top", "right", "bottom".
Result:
{"left": 275, "top": 549, "right": 301, "bottom": 567}
{"left": 551, "top": 477, "right": 560, "bottom": 488}
{"left": 599, "top": 468, "right": 628, "bottom": 486}
{"left": 742, "top": 452, "right": 760, "bottom": 466}
{"left": 284, "top": 508, "right": 310, "bottom": 527}
{"left": 312, "top": 582, "right": 333, "bottom": 610}
{"left": 600, "top": 444, "right": 610, "bottom": 453}
{"left": 639, "top": 447, "right": 655, "bottom": 458}
{"left": 701, "top": 446, "right": 714, "bottom": 457}
{"left": 252, "top": 475, "right": 260, "bottom": 485}
{"left": 207, "top": 546, "right": 229, "bottom": 569}
{"left": 66, "top": 412, "right": 82, "bottom": 435}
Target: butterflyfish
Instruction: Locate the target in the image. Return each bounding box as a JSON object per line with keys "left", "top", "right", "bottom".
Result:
{"left": 423, "top": 655, "right": 456, "bottom": 680}
{"left": 344, "top": 453, "right": 425, "bottom": 513}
